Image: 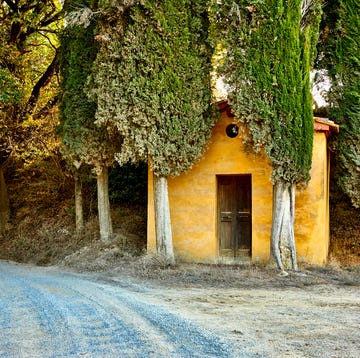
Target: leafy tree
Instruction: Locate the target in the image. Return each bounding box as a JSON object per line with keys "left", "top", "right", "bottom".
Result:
{"left": 0, "top": 68, "right": 21, "bottom": 234}
{"left": 59, "top": 0, "right": 121, "bottom": 241}
{"left": 86, "top": 0, "right": 217, "bottom": 263}
{"left": 0, "top": 0, "right": 61, "bottom": 234}
{"left": 317, "top": 0, "right": 360, "bottom": 208}
{"left": 213, "top": 0, "right": 322, "bottom": 272}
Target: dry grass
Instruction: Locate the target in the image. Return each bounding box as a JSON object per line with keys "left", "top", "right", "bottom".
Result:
{"left": 96, "top": 253, "right": 360, "bottom": 290}
{"left": 0, "top": 200, "right": 146, "bottom": 266}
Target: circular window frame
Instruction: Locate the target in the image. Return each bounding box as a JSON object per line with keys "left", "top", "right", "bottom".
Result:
{"left": 226, "top": 124, "right": 239, "bottom": 138}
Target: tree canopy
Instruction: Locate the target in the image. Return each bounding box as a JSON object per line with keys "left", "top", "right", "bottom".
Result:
{"left": 317, "top": 0, "right": 360, "bottom": 208}
{"left": 213, "top": 0, "right": 321, "bottom": 185}
{"left": 86, "top": 0, "right": 217, "bottom": 177}
{"left": 0, "top": 0, "right": 62, "bottom": 163}
{"left": 59, "top": 0, "right": 120, "bottom": 170}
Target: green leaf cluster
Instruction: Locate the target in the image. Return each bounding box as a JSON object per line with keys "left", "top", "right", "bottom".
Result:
{"left": 0, "top": 68, "right": 23, "bottom": 107}
{"left": 59, "top": 0, "right": 121, "bottom": 170}
{"left": 87, "top": 0, "right": 217, "bottom": 177}
{"left": 0, "top": 0, "right": 62, "bottom": 164}
{"left": 320, "top": 0, "right": 360, "bottom": 207}
{"left": 213, "top": 0, "right": 321, "bottom": 185}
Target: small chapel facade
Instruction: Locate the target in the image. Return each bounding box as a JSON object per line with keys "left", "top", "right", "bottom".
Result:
{"left": 147, "top": 102, "right": 339, "bottom": 265}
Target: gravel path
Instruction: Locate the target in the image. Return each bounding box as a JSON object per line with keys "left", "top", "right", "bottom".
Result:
{"left": 0, "top": 261, "right": 235, "bottom": 358}
{"left": 1, "top": 261, "right": 359, "bottom": 358}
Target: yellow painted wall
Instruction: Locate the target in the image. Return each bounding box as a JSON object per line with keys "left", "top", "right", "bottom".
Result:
{"left": 147, "top": 112, "right": 330, "bottom": 265}
{"left": 295, "top": 132, "right": 329, "bottom": 265}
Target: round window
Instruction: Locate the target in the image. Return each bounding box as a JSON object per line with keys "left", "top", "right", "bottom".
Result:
{"left": 226, "top": 124, "right": 239, "bottom": 138}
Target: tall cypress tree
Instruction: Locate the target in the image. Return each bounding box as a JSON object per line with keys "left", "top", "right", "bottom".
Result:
{"left": 317, "top": 0, "right": 360, "bottom": 208}
{"left": 213, "top": 0, "right": 321, "bottom": 271}
{"left": 87, "top": 0, "right": 217, "bottom": 263}
{"left": 59, "top": 0, "right": 120, "bottom": 241}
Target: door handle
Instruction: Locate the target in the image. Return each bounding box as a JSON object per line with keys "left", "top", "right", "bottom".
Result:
{"left": 220, "top": 212, "right": 232, "bottom": 221}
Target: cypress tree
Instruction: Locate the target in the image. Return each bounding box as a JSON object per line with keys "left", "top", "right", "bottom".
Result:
{"left": 213, "top": 0, "right": 321, "bottom": 271}
{"left": 87, "top": 0, "right": 217, "bottom": 263}
{"left": 318, "top": 0, "right": 360, "bottom": 208}
{"left": 59, "top": 0, "right": 121, "bottom": 241}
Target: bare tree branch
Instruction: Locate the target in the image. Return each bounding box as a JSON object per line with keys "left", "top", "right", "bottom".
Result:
{"left": 26, "top": 50, "right": 59, "bottom": 113}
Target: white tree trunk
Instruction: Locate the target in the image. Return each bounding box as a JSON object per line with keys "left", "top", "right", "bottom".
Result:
{"left": 0, "top": 164, "right": 10, "bottom": 235}
{"left": 96, "top": 166, "right": 113, "bottom": 242}
{"left": 74, "top": 171, "right": 84, "bottom": 236}
{"left": 153, "top": 175, "right": 175, "bottom": 265}
{"left": 270, "top": 181, "right": 298, "bottom": 272}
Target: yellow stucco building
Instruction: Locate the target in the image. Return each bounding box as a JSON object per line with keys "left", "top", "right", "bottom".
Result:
{"left": 147, "top": 102, "right": 339, "bottom": 265}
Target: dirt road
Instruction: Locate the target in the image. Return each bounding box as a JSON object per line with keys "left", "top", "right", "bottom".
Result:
{"left": 0, "top": 261, "right": 233, "bottom": 357}
{"left": 1, "top": 260, "right": 359, "bottom": 357}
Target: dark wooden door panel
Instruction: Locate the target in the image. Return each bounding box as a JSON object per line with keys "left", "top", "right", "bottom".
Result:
{"left": 237, "top": 215, "right": 251, "bottom": 248}
{"left": 218, "top": 175, "right": 252, "bottom": 258}
{"left": 219, "top": 218, "right": 232, "bottom": 253}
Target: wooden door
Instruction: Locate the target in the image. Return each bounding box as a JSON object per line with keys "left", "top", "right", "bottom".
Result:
{"left": 218, "top": 175, "right": 252, "bottom": 258}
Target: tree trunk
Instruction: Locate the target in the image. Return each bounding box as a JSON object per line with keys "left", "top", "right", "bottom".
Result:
{"left": 0, "top": 164, "right": 10, "bottom": 235}
{"left": 74, "top": 171, "right": 84, "bottom": 236}
{"left": 153, "top": 175, "right": 175, "bottom": 265}
{"left": 96, "top": 166, "right": 113, "bottom": 242}
{"left": 270, "top": 180, "right": 298, "bottom": 273}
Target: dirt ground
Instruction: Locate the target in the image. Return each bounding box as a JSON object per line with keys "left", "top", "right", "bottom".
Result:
{"left": 147, "top": 282, "right": 360, "bottom": 358}
{"left": 57, "top": 250, "right": 360, "bottom": 358}
{"left": 114, "top": 275, "right": 359, "bottom": 358}
{"left": 2, "top": 252, "right": 360, "bottom": 358}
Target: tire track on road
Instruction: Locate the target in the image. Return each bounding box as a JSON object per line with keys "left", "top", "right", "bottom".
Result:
{"left": 31, "top": 279, "right": 156, "bottom": 357}
{"left": 51, "top": 277, "right": 178, "bottom": 357}
{"left": 58, "top": 275, "right": 234, "bottom": 357}
{"left": 0, "top": 264, "right": 80, "bottom": 357}
{"left": 0, "top": 262, "right": 235, "bottom": 357}
{"left": 1, "top": 264, "right": 158, "bottom": 357}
